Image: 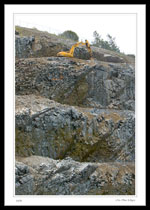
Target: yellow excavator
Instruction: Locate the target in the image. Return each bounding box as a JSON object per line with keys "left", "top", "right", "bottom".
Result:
{"left": 57, "top": 40, "right": 92, "bottom": 59}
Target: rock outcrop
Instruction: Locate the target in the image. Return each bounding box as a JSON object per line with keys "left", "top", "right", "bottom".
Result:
{"left": 15, "top": 57, "right": 135, "bottom": 111}
{"left": 15, "top": 95, "right": 135, "bottom": 162}
{"left": 15, "top": 156, "right": 135, "bottom": 195}
{"left": 15, "top": 26, "right": 135, "bottom": 195}
{"left": 15, "top": 26, "right": 135, "bottom": 65}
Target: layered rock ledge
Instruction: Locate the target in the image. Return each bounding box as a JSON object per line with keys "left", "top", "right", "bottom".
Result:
{"left": 15, "top": 156, "right": 135, "bottom": 195}
{"left": 15, "top": 26, "right": 135, "bottom": 65}
{"left": 16, "top": 95, "right": 135, "bottom": 162}
{"left": 15, "top": 57, "right": 135, "bottom": 111}
{"left": 15, "top": 26, "right": 135, "bottom": 195}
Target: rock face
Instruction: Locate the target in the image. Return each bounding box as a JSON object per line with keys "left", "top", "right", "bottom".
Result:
{"left": 15, "top": 161, "right": 34, "bottom": 195}
{"left": 15, "top": 95, "right": 135, "bottom": 162}
{"left": 15, "top": 57, "right": 135, "bottom": 111}
{"left": 16, "top": 156, "right": 135, "bottom": 195}
{"left": 15, "top": 26, "right": 135, "bottom": 64}
{"left": 15, "top": 35, "right": 35, "bottom": 58}
{"left": 15, "top": 26, "right": 135, "bottom": 195}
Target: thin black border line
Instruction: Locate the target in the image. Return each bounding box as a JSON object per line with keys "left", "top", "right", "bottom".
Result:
{"left": 13, "top": 13, "right": 16, "bottom": 197}
{"left": 134, "top": 13, "right": 138, "bottom": 197}
{"left": 4, "top": 4, "right": 146, "bottom": 6}
{"left": 135, "top": 12, "right": 137, "bottom": 198}
{"left": 13, "top": 13, "right": 137, "bottom": 199}
{"left": 14, "top": 13, "right": 137, "bottom": 15}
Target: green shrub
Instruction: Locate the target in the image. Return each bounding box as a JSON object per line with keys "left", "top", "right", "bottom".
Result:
{"left": 59, "top": 30, "right": 79, "bottom": 41}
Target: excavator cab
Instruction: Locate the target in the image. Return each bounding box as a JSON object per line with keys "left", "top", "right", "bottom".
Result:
{"left": 85, "top": 40, "right": 92, "bottom": 58}
{"left": 57, "top": 40, "right": 92, "bottom": 59}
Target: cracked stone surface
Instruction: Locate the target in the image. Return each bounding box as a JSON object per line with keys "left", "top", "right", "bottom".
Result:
{"left": 15, "top": 26, "right": 135, "bottom": 195}
{"left": 15, "top": 156, "right": 135, "bottom": 195}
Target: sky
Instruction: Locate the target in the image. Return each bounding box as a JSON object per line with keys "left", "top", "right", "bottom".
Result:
{"left": 15, "top": 13, "right": 136, "bottom": 55}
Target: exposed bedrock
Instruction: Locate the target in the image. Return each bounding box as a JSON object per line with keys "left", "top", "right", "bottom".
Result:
{"left": 15, "top": 156, "right": 135, "bottom": 195}
{"left": 15, "top": 57, "right": 135, "bottom": 111}
{"left": 15, "top": 26, "right": 135, "bottom": 195}
{"left": 15, "top": 95, "right": 135, "bottom": 162}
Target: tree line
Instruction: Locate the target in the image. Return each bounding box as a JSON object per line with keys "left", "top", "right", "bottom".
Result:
{"left": 59, "top": 30, "right": 120, "bottom": 53}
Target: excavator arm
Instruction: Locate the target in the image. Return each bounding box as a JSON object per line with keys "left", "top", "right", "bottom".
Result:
{"left": 57, "top": 40, "right": 92, "bottom": 58}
